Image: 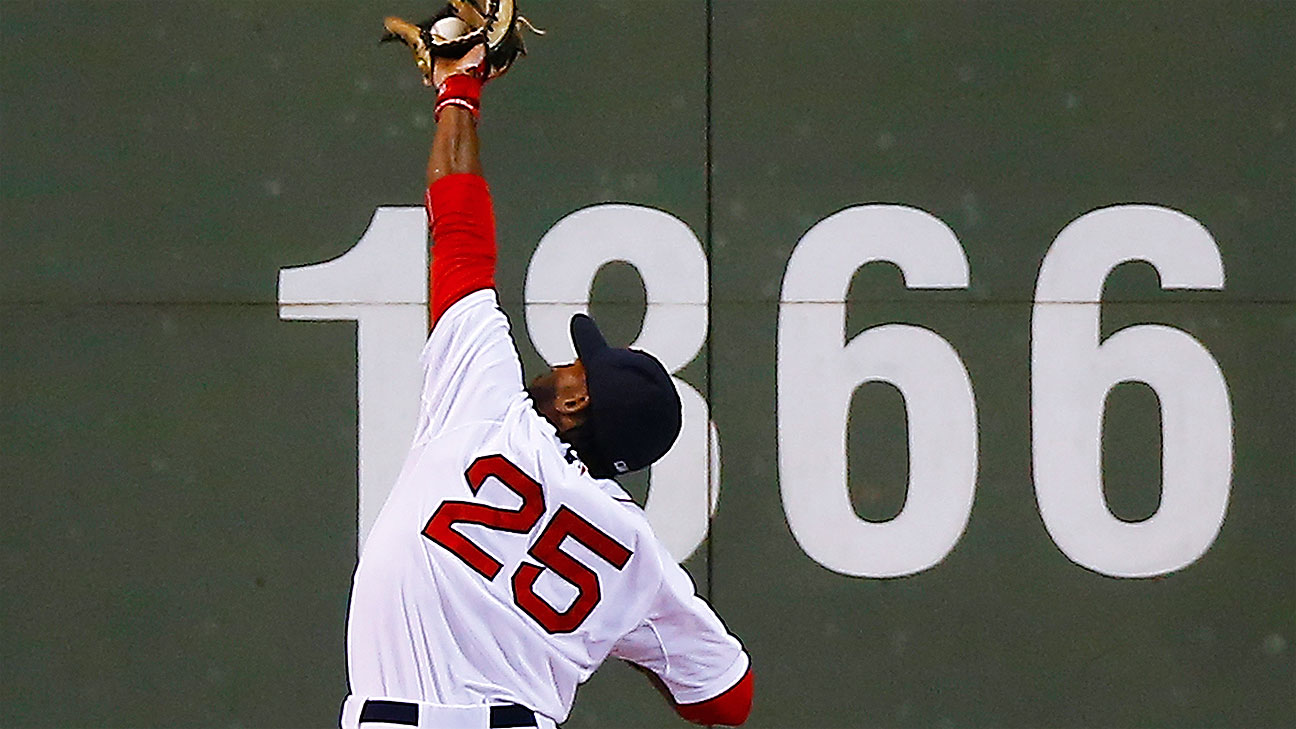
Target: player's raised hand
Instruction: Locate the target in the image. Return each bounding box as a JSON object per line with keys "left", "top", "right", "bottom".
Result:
{"left": 430, "top": 43, "right": 486, "bottom": 120}
{"left": 382, "top": 15, "right": 484, "bottom": 87}
{"left": 433, "top": 43, "right": 487, "bottom": 88}
{"left": 381, "top": 1, "right": 540, "bottom": 85}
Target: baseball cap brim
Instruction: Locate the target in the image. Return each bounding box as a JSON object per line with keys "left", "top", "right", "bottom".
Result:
{"left": 570, "top": 313, "right": 610, "bottom": 362}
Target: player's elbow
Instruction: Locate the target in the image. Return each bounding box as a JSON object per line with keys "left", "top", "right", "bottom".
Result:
{"left": 675, "top": 669, "right": 753, "bottom": 726}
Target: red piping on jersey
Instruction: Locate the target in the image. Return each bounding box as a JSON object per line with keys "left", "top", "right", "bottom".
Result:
{"left": 674, "top": 667, "right": 753, "bottom": 726}
{"left": 426, "top": 173, "right": 498, "bottom": 325}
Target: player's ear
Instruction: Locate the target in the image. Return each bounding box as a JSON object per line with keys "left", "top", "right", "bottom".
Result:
{"left": 557, "top": 391, "right": 589, "bottom": 416}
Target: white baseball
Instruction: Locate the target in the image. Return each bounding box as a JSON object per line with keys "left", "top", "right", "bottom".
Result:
{"left": 431, "top": 16, "right": 470, "bottom": 41}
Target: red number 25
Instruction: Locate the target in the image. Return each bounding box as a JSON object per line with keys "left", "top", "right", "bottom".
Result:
{"left": 423, "top": 455, "right": 632, "bottom": 633}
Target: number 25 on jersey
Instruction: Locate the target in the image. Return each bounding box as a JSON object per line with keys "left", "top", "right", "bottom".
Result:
{"left": 423, "top": 455, "right": 633, "bottom": 634}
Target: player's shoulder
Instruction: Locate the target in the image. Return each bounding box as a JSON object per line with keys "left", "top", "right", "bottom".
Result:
{"left": 555, "top": 469, "right": 642, "bottom": 519}
{"left": 549, "top": 467, "right": 654, "bottom": 545}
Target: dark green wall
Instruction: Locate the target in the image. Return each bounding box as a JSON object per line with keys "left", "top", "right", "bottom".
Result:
{"left": 2, "top": 1, "right": 1291, "bottom": 727}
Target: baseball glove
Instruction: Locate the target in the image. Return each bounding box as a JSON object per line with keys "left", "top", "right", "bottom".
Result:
{"left": 381, "top": 0, "right": 542, "bottom": 83}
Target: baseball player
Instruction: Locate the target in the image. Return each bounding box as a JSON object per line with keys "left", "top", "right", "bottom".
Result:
{"left": 340, "top": 25, "right": 753, "bottom": 729}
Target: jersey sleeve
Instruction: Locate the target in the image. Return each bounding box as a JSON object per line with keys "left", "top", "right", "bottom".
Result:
{"left": 416, "top": 290, "right": 525, "bottom": 439}
{"left": 609, "top": 542, "right": 750, "bottom": 708}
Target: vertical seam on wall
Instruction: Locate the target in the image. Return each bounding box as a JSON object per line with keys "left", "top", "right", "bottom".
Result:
{"left": 704, "top": 0, "right": 715, "bottom": 605}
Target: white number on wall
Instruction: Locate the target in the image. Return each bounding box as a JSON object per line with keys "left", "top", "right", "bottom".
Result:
{"left": 1031, "top": 205, "right": 1232, "bottom": 577}
{"left": 278, "top": 208, "right": 428, "bottom": 551}
{"left": 525, "top": 205, "right": 719, "bottom": 562}
{"left": 279, "top": 201, "right": 1234, "bottom": 577}
{"left": 778, "top": 206, "right": 978, "bottom": 577}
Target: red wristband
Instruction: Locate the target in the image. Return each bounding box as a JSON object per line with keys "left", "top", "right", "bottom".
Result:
{"left": 435, "top": 74, "right": 482, "bottom": 120}
{"left": 435, "top": 97, "right": 479, "bottom": 120}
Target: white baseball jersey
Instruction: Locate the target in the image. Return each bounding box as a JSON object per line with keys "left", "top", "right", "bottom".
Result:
{"left": 345, "top": 290, "right": 748, "bottom": 724}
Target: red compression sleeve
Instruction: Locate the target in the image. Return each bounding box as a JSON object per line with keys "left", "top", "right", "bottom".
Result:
{"left": 674, "top": 668, "right": 753, "bottom": 726}
{"left": 426, "top": 173, "right": 497, "bottom": 324}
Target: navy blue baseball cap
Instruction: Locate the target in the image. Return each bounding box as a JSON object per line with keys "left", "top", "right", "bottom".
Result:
{"left": 569, "top": 313, "right": 682, "bottom": 475}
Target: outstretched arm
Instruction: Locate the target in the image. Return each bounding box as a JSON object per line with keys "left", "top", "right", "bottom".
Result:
{"left": 427, "top": 101, "right": 481, "bottom": 183}
{"left": 425, "top": 47, "right": 496, "bottom": 328}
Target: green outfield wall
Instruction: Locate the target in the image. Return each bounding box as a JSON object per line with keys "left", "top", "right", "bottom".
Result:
{"left": 2, "top": 1, "right": 1292, "bottom": 727}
